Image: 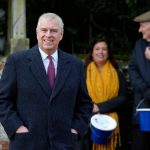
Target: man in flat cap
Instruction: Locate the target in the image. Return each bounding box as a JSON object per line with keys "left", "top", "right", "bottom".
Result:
{"left": 129, "top": 11, "right": 150, "bottom": 150}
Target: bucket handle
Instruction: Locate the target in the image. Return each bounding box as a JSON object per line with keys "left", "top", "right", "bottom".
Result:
{"left": 90, "top": 124, "right": 111, "bottom": 138}
{"left": 136, "top": 98, "right": 145, "bottom": 109}
{"left": 135, "top": 98, "right": 145, "bottom": 115}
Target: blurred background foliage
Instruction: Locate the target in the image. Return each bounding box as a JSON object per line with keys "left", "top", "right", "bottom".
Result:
{"left": 0, "top": 0, "right": 150, "bottom": 60}
{"left": 0, "top": 0, "right": 7, "bottom": 53}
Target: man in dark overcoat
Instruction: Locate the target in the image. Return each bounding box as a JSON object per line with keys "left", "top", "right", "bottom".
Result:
{"left": 0, "top": 13, "right": 92, "bottom": 150}
{"left": 129, "top": 10, "right": 150, "bottom": 150}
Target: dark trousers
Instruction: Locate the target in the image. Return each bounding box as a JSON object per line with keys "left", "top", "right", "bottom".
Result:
{"left": 132, "top": 125, "right": 150, "bottom": 150}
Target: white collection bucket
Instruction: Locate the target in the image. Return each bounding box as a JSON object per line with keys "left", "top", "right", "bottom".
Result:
{"left": 90, "top": 114, "right": 117, "bottom": 144}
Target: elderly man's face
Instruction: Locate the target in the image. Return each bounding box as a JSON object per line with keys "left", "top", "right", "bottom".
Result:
{"left": 36, "top": 18, "right": 63, "bottom": 55}
{"left": 139, "top": 22, "right": 150, "bottom": 41}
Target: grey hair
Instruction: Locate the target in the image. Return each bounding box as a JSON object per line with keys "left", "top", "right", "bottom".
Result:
{"left": 36, "top": 13, "right": 64, "bottom": 31}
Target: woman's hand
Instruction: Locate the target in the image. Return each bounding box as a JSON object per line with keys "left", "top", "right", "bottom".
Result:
{"left": 93, "top": 104, "right": 100, "bottom": 113}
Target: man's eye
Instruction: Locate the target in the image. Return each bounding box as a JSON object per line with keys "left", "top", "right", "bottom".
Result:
{"left": 40, "top": 28, "right": 58, "bottom": 34}
{"left": 41, "top": 29, "right": 47, "bottom": 32}
{"left": 51, "top": 29, "right": 58, "bottom": 33}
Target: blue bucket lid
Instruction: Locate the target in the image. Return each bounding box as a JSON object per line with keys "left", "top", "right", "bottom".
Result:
{"left": 91, "top": 114, "right": 117, "bottom": 131}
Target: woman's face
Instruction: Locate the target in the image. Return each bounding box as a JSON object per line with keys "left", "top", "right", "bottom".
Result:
{"left": 92, "top": 41, "right": 109, "bottom": 65}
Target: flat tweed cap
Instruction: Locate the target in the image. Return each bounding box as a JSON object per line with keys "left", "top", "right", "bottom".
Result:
{"left": 133, "top": 11, "right": 150, "bottom": 22}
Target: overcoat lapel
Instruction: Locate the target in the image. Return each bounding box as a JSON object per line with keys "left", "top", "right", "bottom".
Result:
{"left": 27, "top": 45, "right": 51, "bottom": 97}
{"left": 49, "top": 50, "right": 72, "bottom": 102}
{"left": 27, "top": 46, "right": 72, "bottom": 101}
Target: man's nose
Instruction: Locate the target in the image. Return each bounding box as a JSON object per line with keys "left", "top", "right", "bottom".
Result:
{"left": 138, "top": 26, "right": 142, "bottom": 32}
{"left": 46, "top": 30, "right": 53, "bottom": 36}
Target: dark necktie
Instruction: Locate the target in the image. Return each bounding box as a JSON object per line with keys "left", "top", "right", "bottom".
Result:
{"left": 48, "top": 56, "right": 55, "bottom": 89}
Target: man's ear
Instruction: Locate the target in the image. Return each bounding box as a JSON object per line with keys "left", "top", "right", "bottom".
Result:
{"left": 59, "top": 31, "right": 64, "bottom": 41}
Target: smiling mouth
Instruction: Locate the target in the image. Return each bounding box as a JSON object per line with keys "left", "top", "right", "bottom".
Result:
{"left": 98, "top": 54, "right": 104, "bottom": 56}
{"left": 44, "top": 39, "right": 54, "bottom": 44}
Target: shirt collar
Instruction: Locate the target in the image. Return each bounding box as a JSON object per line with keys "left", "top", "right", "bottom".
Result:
{"left": 38, "top": 47, "right": 58, "bottom": 63}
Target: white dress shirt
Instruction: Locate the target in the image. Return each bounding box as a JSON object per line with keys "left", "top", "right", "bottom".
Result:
{"left": 38, "top": 48, "right": 58, "bottom": 76}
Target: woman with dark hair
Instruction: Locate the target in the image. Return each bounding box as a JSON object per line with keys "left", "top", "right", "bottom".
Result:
{"left": 85, "top": 39, "right": 127, "bottom": 150}
{"left": 85, "top": 39, "right": 117, "bottom": 69}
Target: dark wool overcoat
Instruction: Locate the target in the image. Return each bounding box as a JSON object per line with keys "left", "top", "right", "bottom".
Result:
{"left": 0, "top": 45, "right": 92, "bottom": 150}
{"left": 129, "top": 38, "right": 150, "bottom": 124}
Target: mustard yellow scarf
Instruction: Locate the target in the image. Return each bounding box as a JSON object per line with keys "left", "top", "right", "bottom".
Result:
{"left": 86, "top": 60, "right": 120, "bottom": 150}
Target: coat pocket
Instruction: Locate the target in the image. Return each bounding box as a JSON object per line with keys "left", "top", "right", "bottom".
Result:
{"left": 9, "top": 132, "right": 34, "bottom": 150}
